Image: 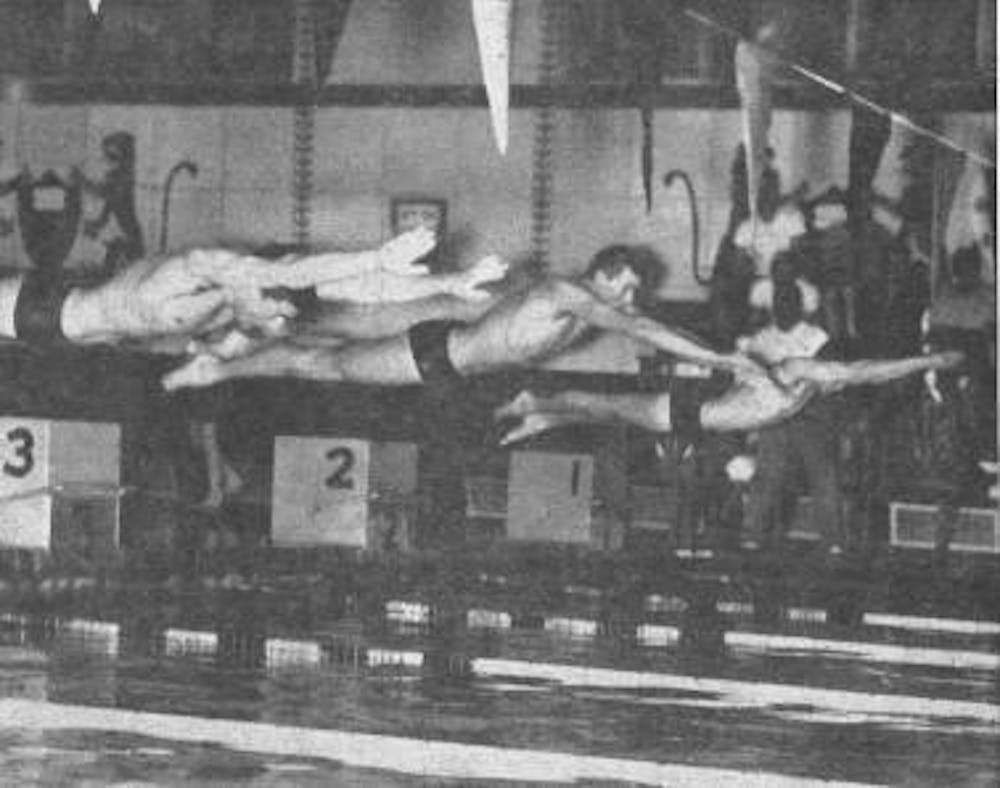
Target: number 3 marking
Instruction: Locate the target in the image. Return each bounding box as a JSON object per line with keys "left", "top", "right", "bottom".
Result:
{"left": 325, "top": 446, "right": 355, "bottom": 490}
{"left": 3, "top": 427, "right": 35, "bottom": 478}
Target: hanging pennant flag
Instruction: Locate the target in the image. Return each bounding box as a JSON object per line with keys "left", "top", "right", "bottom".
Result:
{"left": 88, "top": 0, "right": 101, "bottom": 15}
{"left": 734, "top": 31, "right": 777, "bottom": 237}
{"left": 641, "top": 104, "right": 653, "bottom": 213}
{"left": 472, "top": 0, "right": 512, "bottom": 155}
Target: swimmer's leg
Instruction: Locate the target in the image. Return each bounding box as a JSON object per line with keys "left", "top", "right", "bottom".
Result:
{"left": 316, "top": 256, "right": 508, "bottom": 304}
{"left": 495, "top": 389, "right": 670, "bottom": 431}
{"left": 258, "top": 227, "right": 437, "bottom": 290}
{"left": 163, "top": 334, "right": 424, "bottom": 390}
{"left": 296, "top": 294, "right": 488, "bottom": 342}
{"left": 499, "top": 411, "right": 599, "bottom": 446}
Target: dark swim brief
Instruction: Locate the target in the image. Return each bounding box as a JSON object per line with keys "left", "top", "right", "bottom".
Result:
{"left": 408, "top": 320, "right": 464, "bottom": 384}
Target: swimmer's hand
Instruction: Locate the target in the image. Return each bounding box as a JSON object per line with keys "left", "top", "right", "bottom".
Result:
{"left": 447, "top": 255, "right": 509, "bottom": 301}
{"left": 186, "top": 249, "right": 298, "bottom": 333}
{"left": 162, "top": 352, "right": 225, "bottom": 392}
{"left": 377, "top": 226, "right": 436, "bottom": 276}
{"left": 726, "top": 351, "right": 767, "bottom": 379}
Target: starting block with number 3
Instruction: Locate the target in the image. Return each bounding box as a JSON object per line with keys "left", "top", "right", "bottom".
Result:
{"left": 271, "top": 436, "right": 418, "bottom": 551}
{"left": 0, "top": 418, "right": 122, "bottom": 559}
{"left": 506, "top": 440, "right": 628, "bottom": 550}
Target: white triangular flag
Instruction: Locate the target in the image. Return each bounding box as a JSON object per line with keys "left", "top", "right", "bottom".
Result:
{"left": 472, "top": 0, "right": 512, "bottom": 155}
{"left": 88, "top": 0, "right": 102, "bottom": 14}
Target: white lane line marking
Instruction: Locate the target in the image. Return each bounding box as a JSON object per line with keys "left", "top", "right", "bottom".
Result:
{"left": 164, "top": 629, "right": 218, "bottom": 658}
{"left": 716, "top": 600, "right": 754, "bottom": 615}
{"left": 786, "top": 607, "right": 827, "bottom": 623}
{"left": 58, "top": 619, "right": 120, "bottom": 657}
{"left": 0, "top": 699, "right": 880, "bottom": 787}
{"left": 716, "top": 607, "right": 1000, "bottom": 637}
{"left": 636, "top": 624, "right": 681, "bottom": 647}
{"left": 862, "top": 613, "right": 1000, "bottom": 636}
{"left": 470, "top": 659, "right": 999, "bottom": 725}
{"left": 466, "top": 609, "right": 512, "bottom": 629}
{"left": 544, "top": 617, "right": 598, "bottom": 639}
{"left": 385, "top": 600, "right": 431, "bottom": 625}
{"left": 724, "top": 632, "right": 1000, "bottom": 670}
{"left": 366, "top": 648, "right": 424, "bottom": 669}
{"left": 265, "top": 638, "right": 323, "bottom": 668}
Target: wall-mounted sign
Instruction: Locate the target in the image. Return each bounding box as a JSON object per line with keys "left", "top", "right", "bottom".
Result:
{"left": 390, "top": 197, "right": 447, "bottom": 241}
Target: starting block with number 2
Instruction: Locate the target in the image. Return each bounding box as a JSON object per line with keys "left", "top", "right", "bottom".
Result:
{"left": 271, "top": 436, "right": 418, "bottom": 551}
{"left": 0, "top": 418, "right": 122, "bottom": 559}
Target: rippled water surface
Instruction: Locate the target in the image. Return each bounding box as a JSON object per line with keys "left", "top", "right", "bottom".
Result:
{"left": 0, "top": 545, "right": 997, "bottom": 785}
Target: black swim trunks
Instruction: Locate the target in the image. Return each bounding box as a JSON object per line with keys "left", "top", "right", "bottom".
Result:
{"left": 408, "top": 320, "right": 464, "bottom": 384}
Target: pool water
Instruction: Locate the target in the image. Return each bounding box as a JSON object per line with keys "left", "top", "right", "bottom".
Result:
{"left": 0, "top": 543, "right": 997, "bottom": 786}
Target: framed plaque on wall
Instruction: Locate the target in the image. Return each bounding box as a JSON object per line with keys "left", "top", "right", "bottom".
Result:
{"left": 390, "top": 197, "right": 447, "bottom": 241}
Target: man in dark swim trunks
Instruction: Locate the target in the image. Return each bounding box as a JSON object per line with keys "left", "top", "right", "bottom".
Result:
{"left": 162, "top": 245, "right": 754, "bottom": 391}
{"left": 493, "top": 348, "right": 963, "bottom": 445}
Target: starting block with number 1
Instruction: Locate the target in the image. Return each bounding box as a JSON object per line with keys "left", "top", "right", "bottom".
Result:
{"left": 0, "top": 418, "right": 122, "bottom": 560}
{"left": 506, "top": 437, "right": 628, "bottom": 550}
{"left": 271, "top": 436, "right": 418, "bottom": 551}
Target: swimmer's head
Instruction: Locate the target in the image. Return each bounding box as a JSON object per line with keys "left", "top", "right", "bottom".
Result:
{"left": 584, "top": 244, "right": 662, "bottom": 309}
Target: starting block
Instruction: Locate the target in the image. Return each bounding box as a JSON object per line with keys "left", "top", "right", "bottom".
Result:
{"left": 505, "top": 442, "right": 627, "bottom": 550}
{"left": 0, "top": 419, "right": 122, "bottom": 559}
{"left": 271, "top": 436, "right": 417, "bottom": 550}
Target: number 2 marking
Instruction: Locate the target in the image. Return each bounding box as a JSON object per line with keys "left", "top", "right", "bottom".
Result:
{"left": 3, "top": 427, "right": 35, "bottom": 478}
{"left": 325, "top": 446, "right": 355, "bottom": 490}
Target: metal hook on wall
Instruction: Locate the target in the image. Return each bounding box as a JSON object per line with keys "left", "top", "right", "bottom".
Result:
{"left": 160, "top": 160, "right": 198, "bottom": 253}
{"left": 663, "top": 169, "right": 709, "bottom": 285}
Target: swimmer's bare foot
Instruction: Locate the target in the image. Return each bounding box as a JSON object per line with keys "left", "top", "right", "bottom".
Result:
{"left": 498, "top": 413, "right": 563, "bottom": 446}
{"left": 232, "top": 290, "right": 297, "bottom": 332}
{"left": 163, "top": 354, "right": 226, "bottom": 391}
{"left": 190, "top": 328, "right": 268, "bottom": 360}
{"left": 930, "top": 350, "right": 964, "bottom": 369}
{"left": 449, "top": 255, "right": 509, "bottom": 301}
{"left": 378, "top": 227, "right": 437, "bottom": 276}
{"left": 494, "top": 389, "right": 541, "bottom": 421}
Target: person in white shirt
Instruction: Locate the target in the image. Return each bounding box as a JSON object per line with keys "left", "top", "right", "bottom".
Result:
{"left": 740, "top": 278, "right": 842, "bottom": 554}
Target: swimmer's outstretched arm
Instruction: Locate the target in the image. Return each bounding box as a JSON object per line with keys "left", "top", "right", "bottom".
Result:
{"left": 550, "top": 281, "right": 760, "bottom": 374}
{"left": 774, "top": 351, "right": 964, "bottom": 394}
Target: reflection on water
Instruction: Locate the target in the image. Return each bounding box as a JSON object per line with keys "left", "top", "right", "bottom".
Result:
{"left": 0, "top": 546, "right": 997, "bottom": 786}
